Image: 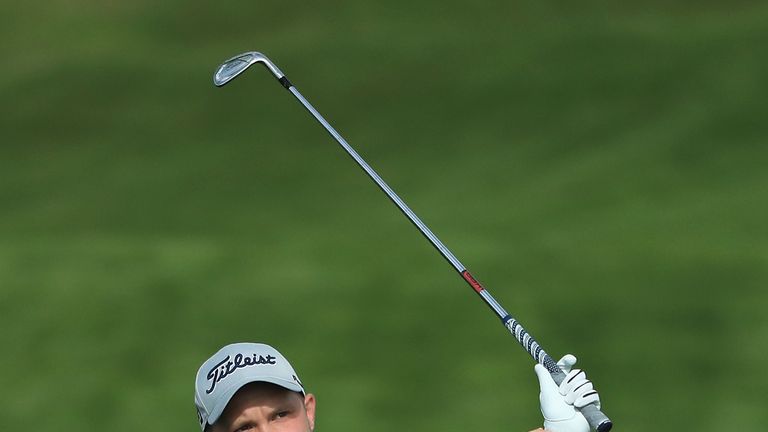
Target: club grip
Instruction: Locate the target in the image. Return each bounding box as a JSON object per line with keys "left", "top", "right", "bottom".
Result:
{"left": 546, "top": 361, "right": 612, "bottom": 432}
{"left": 580, "top": 402, "right": 613, "bottom": 432}
{"left": 503, "top": 319, "right": 612, "bottom": 431}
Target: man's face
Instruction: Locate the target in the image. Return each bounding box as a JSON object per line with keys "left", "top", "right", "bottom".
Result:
{"left": 212, "top": 382, "right": 316, "bottom": 432}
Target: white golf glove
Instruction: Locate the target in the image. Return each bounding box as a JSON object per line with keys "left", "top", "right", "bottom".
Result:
{"left": 534, "top": 354, "right": 600, "bottom": 432}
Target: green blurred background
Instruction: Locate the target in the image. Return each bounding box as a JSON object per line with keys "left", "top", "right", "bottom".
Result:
{"left": 1, "top": 1, "right": 767, "bottom": 430}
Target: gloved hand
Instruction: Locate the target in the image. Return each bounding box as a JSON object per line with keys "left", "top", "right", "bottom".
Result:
{"left": 534, "top": 354, "right": 600, "bottom": 432}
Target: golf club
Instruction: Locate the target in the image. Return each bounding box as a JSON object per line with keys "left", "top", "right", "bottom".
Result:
{"left": 213, "top": 51, "right": 612, "bottom": 432}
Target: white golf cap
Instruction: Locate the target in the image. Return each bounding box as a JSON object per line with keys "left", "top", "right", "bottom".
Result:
{"left": 194, "top": 343, "right": 305, "bottom": 430}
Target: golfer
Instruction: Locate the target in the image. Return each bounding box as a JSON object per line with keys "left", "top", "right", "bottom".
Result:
{"left": 195, "top": 343, "right": 601, "bottom": 432}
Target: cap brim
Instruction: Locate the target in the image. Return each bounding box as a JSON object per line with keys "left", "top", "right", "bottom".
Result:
{"left": 206, "top": 375, "right": 305, "bottom": 426}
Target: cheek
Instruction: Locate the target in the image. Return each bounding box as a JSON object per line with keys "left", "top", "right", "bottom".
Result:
{"left": 290, "top": 412, "right": 313, "bottom": 432}
{"left": 280, "top": 416, "right": 312, "bottom": 432}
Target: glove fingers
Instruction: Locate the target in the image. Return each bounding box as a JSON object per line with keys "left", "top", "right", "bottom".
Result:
{"left": 574, "top": 390, "right": 601, "bottom": 410}
{"left": 559, "top": 368, "right": 601, "bottom": 409}
{"left": 563, "top": 381, "right": 593, "bottom": 405}
{"left": 559, "top": 369, "right": 586, "bottom": 394}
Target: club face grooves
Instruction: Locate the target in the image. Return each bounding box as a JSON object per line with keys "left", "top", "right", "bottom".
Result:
{"left": 213, "top": 51, "right": 286, "bottom": 87}
{"left": 213, "top": 54, "right": 254, "bottom": 86}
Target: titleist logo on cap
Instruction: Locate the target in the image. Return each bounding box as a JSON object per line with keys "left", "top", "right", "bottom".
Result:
{"left": 206, "top": 353, "right": 277, "bottom": 394}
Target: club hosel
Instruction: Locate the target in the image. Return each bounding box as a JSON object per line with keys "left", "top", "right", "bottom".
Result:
{"left": 243, "top": 52, "right": 291, "bottom": 89}
{"left": 256, "top": 58, "right": 293, "bottom": 90}
{"left": 254, "top": 52, "right": 292, "bottom": 90}
{"left": 256, "top": 61, "right": 293, "bottom": 90}
{"left": 249, "top": 52, "right": 286, "bottom": 80}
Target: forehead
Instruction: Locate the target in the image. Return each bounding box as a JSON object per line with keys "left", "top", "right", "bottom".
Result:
{"left": 223, "top": 382, "right": 303, "bottom": 416}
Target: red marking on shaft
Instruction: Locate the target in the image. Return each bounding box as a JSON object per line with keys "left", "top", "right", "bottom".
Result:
{"left": 461, "top": 270, "right": 484, "bottom": 293}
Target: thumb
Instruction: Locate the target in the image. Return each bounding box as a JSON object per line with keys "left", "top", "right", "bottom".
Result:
{"left": 534, "top": 364, "right": 560, "bottom": 395}
{"left": 534, "top": 362, "right": 592, "bottom": 432}
{"left": 535, "top": 364, "right": 574, "bottom": 422}
{"left": 556, "top": 354, "right": 577, "bottom": 374}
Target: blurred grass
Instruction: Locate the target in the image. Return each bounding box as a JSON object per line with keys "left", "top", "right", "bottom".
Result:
{"left": 1, "top": 1, "right": 767, "bottom": 431}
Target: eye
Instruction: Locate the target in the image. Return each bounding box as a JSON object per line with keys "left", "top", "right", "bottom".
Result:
{"left": 234, "top": 424, "right": 254, "bottom": 432}
{"left": 275, "top": 410, "right": 290, "bottom": 419}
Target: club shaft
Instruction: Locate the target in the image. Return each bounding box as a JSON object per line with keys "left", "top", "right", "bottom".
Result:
{"left": 288, "top": 86, "right": 537, "bottom": 339}
{"left": 280, "top": 77, "right": 610, "bottom": 431}
{"left": 289, "top": 89, "right": 468, "bottom": 268}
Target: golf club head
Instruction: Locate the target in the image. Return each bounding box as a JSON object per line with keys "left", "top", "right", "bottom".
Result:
{"left": 213, "top": 51, "right": 286, "bottom": 87}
